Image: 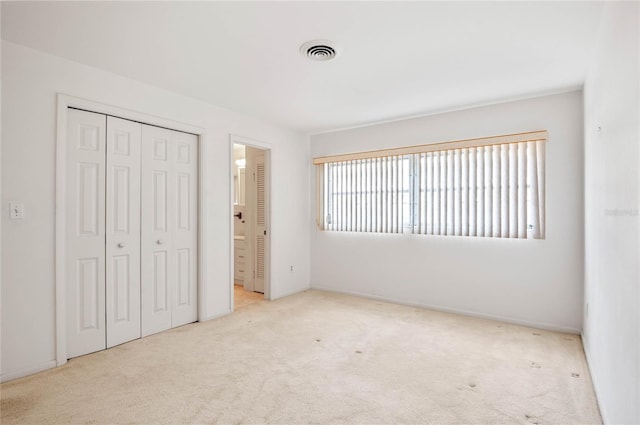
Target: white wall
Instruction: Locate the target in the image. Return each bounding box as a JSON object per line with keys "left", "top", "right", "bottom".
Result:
{"left": 311, "top": 92, "right": 584, "bottom": 333}
{"left": 583, "top": 2, "right": 639, "bottom": 424}
{"left": 0, "top": 41, "right": 311, "bottom": 381}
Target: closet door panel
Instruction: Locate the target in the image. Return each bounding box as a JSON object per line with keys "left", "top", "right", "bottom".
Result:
{"left": 141, "top": 126, "right": 173, "bottom": 336}
{"left": 66, "top": 109, "right": 107, "bottom": 358}
{"left": 171, "top": 131, "right": 198, "bottom": 327}
{"left": 151, "top": 170, "right": 169, "bottom": 314}
{"left": 106, "top": 116, "right": 142, "bottom": 348}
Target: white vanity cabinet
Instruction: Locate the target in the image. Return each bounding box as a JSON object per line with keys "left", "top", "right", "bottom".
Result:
{"left": 234, "top": 237, "right": 246, "bottom": 283}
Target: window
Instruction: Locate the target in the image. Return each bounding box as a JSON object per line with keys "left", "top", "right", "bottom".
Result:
{"left": 322, "top": 155, "right": 412, "bottom": 233}
{"left": 315, "top": 131, "right": 547, "bottom": 239}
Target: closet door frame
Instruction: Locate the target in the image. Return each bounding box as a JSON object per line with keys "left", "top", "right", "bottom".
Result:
{"left": 55, "top": 94, "right": 208, "bottom": 367}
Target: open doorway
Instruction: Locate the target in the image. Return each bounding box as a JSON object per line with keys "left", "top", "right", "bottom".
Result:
{"left": 231, "top": 138, "right": 270, "bottom": 310}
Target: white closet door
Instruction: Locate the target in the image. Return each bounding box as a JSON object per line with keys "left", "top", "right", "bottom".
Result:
{"left": 141, "top": 125, "right": 173, "bottom": 336}
{"left": 66, "top": 110, "right": 198, "bottom": 354}
{"left": 105, "top": 116, "right": 142, "bottom": 348}
{"left": 66, "top": 109, "right": 107, "bottom": 358}
{"left": 141, "top": 126, "right": 198, "bottom": 333}
{"left": 171, "top": 131, "right": 198, "bottom": 327}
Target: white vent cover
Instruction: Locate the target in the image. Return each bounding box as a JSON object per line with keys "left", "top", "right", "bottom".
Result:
{"left": 300, "top": 40, "right": 338, "bottom": 61}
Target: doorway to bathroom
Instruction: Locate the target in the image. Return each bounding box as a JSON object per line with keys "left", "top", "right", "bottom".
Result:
{"left": 231, "top": 137, "right": 270, "bottom": 310}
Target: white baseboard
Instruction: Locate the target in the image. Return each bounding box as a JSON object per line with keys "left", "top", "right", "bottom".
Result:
{"left": 199, "top": 309, "right": 232, "bottom": 322}
{"left": 311, "top": 285, "right": 582, "bottom": 334}
{"left": 270, "top": 285, "right": 310, "bottom": 301}
{"left": 0, "top": 360, "right": 57, "bottom": 383}
{"left": 581, "top": 333, "right": 608, "bottom": 424}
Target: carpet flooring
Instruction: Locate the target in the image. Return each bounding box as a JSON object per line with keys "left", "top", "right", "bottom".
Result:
{"left": 1, "top": 289, "right": 601, "bottom": 424}
{"left": 234, "top": 284, "right": 266, "bottom": 310}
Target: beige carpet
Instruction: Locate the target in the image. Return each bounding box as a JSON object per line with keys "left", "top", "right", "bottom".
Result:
{"left": 234, "top": 284, "right": 266, "bottom": 310}
{"left": 1, "top": 289, "right": 601, "bottom": 424}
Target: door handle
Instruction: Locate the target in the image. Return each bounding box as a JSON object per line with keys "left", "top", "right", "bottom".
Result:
{"left": 157, "top": 240, "right": 164, "bottom": 245}
{"left": 117, "top": 243, "right": 125, "bottom": 248}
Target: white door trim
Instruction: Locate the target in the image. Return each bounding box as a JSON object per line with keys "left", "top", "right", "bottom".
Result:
{"left": 55, "top": 94, "right": 208, "bottom": 366}
{"left": 229, "top": 135, "right": 273, "bottom": 310}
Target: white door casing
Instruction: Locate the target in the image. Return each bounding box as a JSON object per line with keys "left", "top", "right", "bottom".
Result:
{"left": 66, "top": 109, "right": 107, "bottom": 358}
{"left": 57, "top": 95, "right": 207, "bottom": 367}
{"left": 105, "top": 116, "right": 142, "bottom": 348}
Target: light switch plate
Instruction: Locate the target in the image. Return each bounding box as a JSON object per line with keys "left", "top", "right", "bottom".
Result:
{"left": 10, "top": 202, "right": 24, "bottom": 219}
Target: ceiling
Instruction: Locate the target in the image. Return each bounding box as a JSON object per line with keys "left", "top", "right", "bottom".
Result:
{"left": 1, "top": 1, "right": 604, "bottom": 134}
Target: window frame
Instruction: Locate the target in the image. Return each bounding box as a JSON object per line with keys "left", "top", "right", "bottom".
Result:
{"left": 314, "top": 130, "right": 548, "bottom": 239}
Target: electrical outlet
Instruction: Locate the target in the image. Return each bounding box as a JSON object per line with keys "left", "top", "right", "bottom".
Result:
{"left": 290, "top": 265, "right": 294, "bottom": 272}
{"left": 9, "top": 202, "right": 24, "bottom": 219}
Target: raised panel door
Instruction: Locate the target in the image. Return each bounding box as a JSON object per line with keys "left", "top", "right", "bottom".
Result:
{"left": 171, "top": 131, "right": 198, "bottom": 327}
{"left": 66, "top": 109, "right": 107, "bottom": 358}
{"left": 141, "top": 125, "right": 173, "bottom": 336}
{"left": 105, "top": 116, "right": 142, "bottom": 348}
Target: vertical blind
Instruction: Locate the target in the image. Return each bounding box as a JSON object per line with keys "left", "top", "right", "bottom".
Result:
{"left": 315, "top": 131, "right": 547, "bottom": 239}
{"left": 323, "top": 156, "right": 411, "bottom": 233}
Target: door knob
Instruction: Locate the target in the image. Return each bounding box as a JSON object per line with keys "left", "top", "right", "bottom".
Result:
{"left": 157, "top": 240, "right": 164, "bottom": 245}
{"left": 117, "top": 243, "right": 125, "bottom": 248}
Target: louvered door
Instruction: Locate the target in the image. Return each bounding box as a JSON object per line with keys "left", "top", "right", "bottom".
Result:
{"left": 254, "top": 152, "right": 266, "bottom": 294}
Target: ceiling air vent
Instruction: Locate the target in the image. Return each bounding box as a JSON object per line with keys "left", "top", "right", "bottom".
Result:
{"left": 300, "top": 40, "right": 338, "bottom": 62}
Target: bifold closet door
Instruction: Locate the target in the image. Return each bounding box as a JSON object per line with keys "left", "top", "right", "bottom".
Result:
{"left": 170, "top": 130, "right": 198, "bottom": 328}
{"left": 67, "top": 111, "right": 143, "bottom": 356}
{"left": 66, "top": 109, "right": 197, "bottom": 357}
{"left": 141, "top": 126, "right": 172, "bottom": 336}
{"left": 66, "top": 109, "right": 107, "bottom": 358}
{"left": 105, "top": 116, "right": 142, "bottom": 348}
{"left": 141, "top": 126, "right": 198, "bottom": 337}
